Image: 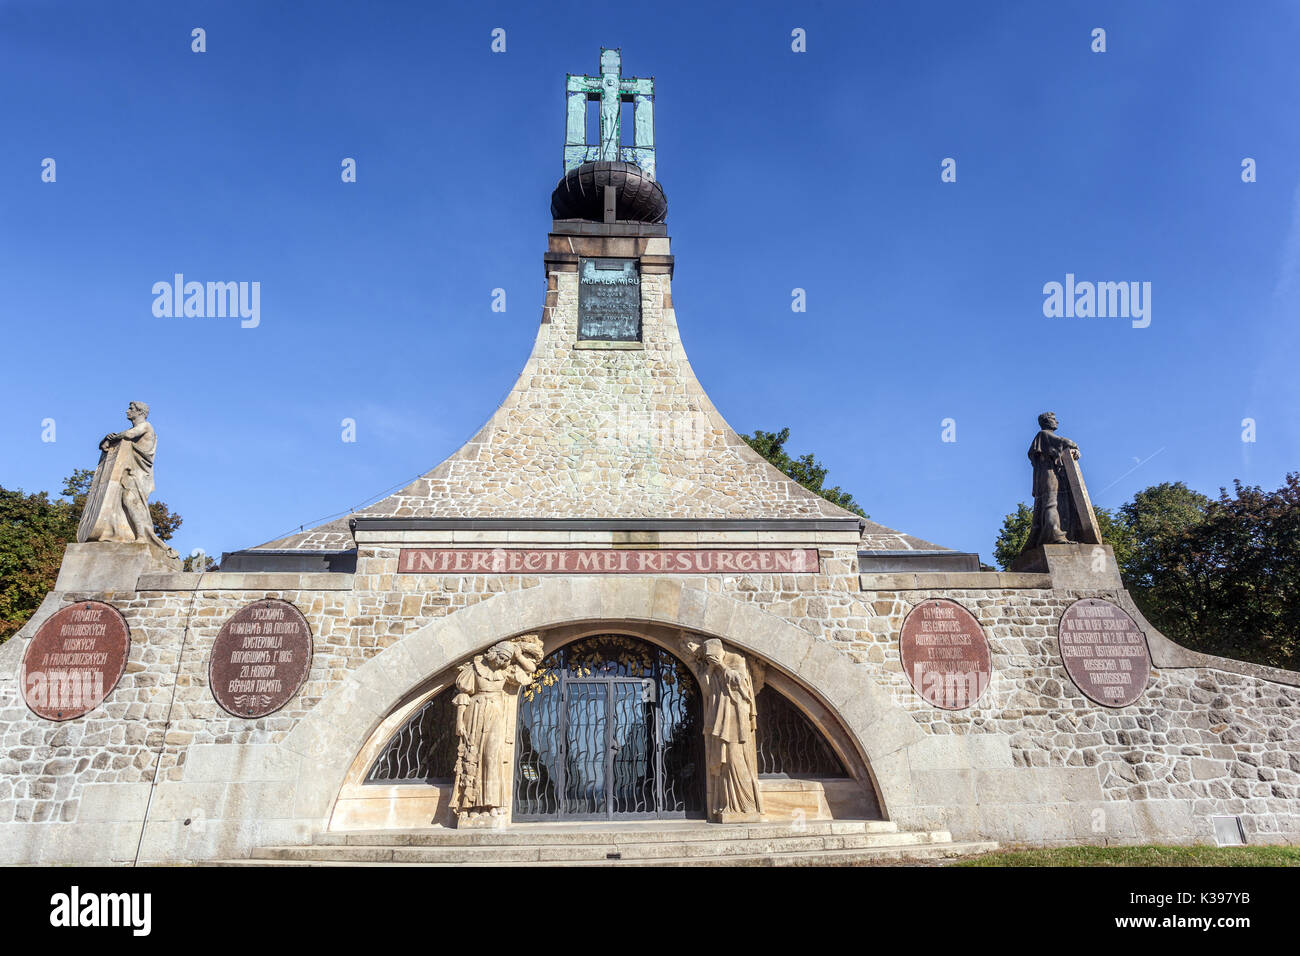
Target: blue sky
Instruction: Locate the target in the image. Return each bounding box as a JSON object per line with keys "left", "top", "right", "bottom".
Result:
{"left": 2, "top": 0, "right": 1298, "bottom": 563}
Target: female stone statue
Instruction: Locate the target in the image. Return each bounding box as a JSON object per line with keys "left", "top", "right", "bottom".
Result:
{"left": 681, "top": 636, "right": 765, "bottom": 821}
{"left": 451, "top": 634, "right": 543, "bottom": 826}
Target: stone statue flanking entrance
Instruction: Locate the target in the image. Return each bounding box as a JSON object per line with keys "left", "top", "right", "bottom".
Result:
{"left": 680, "top": 635, "right": 766, "bottom": 823}
{"left": 451, "top": 633, "right": 544, "bottom": 827}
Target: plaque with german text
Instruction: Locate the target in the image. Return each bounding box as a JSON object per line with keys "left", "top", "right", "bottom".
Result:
{"left": 210, "top": 599, "right": 313, "bottom": 718}
{"left": 21, "top": 601, "right": 130, "bottom": 721}
{"left": 578, "top": 257, "right": 641, "bottom": 341}
{"left": 899, "top": 599, "right": 991, "bottom": 710}
{"left": 1057, "top": 599, "right": 1150, "bottom": 707}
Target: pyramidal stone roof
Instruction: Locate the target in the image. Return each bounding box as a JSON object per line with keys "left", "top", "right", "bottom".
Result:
{"left": 252, "top": 235, "right": 943, "bottom": 553}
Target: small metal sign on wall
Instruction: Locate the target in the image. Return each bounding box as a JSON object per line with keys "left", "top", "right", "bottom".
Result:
{"left": 578, "top": 258, "right": 641, "bottom": 341}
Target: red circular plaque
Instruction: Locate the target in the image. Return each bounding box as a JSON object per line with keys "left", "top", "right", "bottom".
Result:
{"left": 1058, "top": 599, "right": 1150, "bottom": 707}
{"left": 899, "top": 599, "right": 992, "bottom": 710}
{"left": 209, "top": 599, "right": 313, "bottom": 718}
{"left": 21, "top": 601, "right": 130, "bottom": 721}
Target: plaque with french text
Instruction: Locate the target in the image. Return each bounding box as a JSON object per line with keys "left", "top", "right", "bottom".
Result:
{"left": 1057, "top": 599, "right": 1150, "bottom": 707}
{"left": 578, "top": 257, "right": 641, "bottom": 341}
{"left": 899, "top": 599, "right": 991, "bottom": 710}
{"left": 210, "top": 599, "right": 313, "bottom": 718}
{"left": 21, "top": 601, "right": 130, "bottom": 721}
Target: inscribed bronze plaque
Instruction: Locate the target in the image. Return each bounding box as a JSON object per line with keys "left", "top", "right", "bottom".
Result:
{"left": 21, "top": 601, "right": 130, "bottom": 721}
{"left": 899, "top": 599, "right": 991, "bottom": 710}
{"left": 1058, "top": 598, "right": 1150, "bottom": 707}
{"left": 578, "top": 257, "right": 641, "bottom": 341}
{"left": 209, "top": 599, "right": 313, "bottom": 718}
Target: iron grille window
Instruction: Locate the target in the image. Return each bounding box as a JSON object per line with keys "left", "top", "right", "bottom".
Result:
{"left": 755, "top": 686, "right": 848, "bottom": 778}
{"left": 366, "top": 687, "right": 457, "bottom": 784}
{"left": 514, "top": 635, "right": 704, "bottom": 820}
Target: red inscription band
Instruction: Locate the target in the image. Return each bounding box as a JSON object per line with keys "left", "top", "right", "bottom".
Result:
{"left": 398, "top": 548, "right": 820, "bottom": 575}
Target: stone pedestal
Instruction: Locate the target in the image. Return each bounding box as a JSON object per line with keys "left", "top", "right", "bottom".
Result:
{"left": 1011, "top": 543, "right": 1123, "bottom": 589}
{"left": 54, "top": 541, "right": 184, "bottom": 593}
{"left": 716, "top": 811, "right": 765, "bottom": 825}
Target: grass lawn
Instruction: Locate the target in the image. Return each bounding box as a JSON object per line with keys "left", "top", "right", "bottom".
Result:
{"left": 953, "top": 844, "right": 1300, "bottom": 867}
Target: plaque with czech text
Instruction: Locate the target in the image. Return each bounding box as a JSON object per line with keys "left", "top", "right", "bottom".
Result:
{"left": 578, "top": 257, "right": 641, "bottom": 341}
{"left": 209, "top": 599, "right": 313, "bottom": 718}
{"left": 899, "top": 599, "right": 991, "bottom": 710}
{"left": 1057, "top": 598, "right": 1150, "bottom": 707}
{"left": 21, "top": 601, "right": 131, "bottom": 721}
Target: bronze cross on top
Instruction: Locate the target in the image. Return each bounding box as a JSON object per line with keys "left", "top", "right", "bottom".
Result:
{"left": 565, "top": 48, "right": 656, "bottom": 179}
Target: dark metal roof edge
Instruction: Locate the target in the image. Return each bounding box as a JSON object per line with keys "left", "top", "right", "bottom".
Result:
{"left": 857, "top": 549, "right": 975, "bottom": 557}
{"left": 222, "top": 548, "right": 357, "bottom": 558}
{"left": 351, "top": 517, "right": 863, "bottom": 532}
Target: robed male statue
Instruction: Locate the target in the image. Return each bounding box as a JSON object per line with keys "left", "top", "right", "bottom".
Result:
{"left": 1021, "top": 411, "right": 1085, "bottom": 550}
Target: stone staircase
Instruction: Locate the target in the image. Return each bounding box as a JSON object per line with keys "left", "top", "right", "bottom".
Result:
{"left": 221, "top": 820, "right": 996, "bottom": 866}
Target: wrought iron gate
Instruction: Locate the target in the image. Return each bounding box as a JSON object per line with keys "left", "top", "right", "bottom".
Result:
{"left": 513, "top": 635, "right": 704, "bottom": 821}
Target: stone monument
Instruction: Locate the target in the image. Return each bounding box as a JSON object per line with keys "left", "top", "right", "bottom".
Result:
{"left": 451, "top": 634, "right": 544, "bottom": 827}
{"left": 78, "top": 401, "right": 178, "bottom": 555}
{"left": 1011, "top": 412, "right": 1107, "bottom": 576}
{"left": 681, "top": 636, "right": 765, "bottom": 823}
{"left": 55, "top": 401, "right": 181, "bottom": 592}
{"left": 5, "top": 46, "right": 1299, "bottom": 867}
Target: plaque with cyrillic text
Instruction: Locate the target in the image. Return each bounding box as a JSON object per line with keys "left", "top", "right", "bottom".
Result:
{"left": 209, "top": 599, "right": 313, "bottom": 718}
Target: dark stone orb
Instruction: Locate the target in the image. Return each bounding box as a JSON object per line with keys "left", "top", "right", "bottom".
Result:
{"left": 550, "top": 161, "right": 667, "bottom": 223}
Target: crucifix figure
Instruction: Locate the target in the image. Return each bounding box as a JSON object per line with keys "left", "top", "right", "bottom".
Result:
{"left": 564, "top": 48, "right": 656, "bottom": 178}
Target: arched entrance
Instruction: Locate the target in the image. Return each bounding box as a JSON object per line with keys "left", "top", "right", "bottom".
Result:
{"left": 513, "top": 634, "right": 705, "bottom": 821}
{"left": 329, "top": 613, "right": 889, "bottom": 831}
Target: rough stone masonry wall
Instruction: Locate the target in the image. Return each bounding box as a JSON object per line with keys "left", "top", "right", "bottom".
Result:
{"left": 357, "top": 268, "right": 850, "bottom": 521}
{"left": 1, "top": 542, "right": 1297, "bottom": 862}
{"left": 852, "top": 587, "right": 1300, "bottom": 845}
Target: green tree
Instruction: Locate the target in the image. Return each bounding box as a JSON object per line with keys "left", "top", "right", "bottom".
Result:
{"left": 1117, "top": 481, "right": 1211, "bottom": 640}
{"left": 741, "top": 427, "right": 867, "bottom": 518}
{"left": 1131, "top": 476, "right": 1298, "bottom": 670}
{"left": 0, "top": 487, "right": 77, "bottom": 641}
{"left": 0, "top": 472, "right": 186, "bottom": 643}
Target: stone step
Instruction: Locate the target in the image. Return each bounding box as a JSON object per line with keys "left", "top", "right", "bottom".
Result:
{"left": 215, "top": 840, "right": 997, "bottom": 867}
{"left": 249, "top": 829, "right": 954, "bottom": 865}
{"left": 315, "top": 819, "right": 897, "bottom": 847}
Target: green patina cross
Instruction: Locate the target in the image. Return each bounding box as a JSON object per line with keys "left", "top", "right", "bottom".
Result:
{"left": 565, "top": 48, "right": 656, "bottom": 179}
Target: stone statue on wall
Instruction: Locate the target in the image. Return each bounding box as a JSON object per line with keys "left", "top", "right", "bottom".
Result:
{"left": 1020, "top": 411, "right": 1101, "bottom": 553}
{"left": 681, "top": 635, "right": 765, "bottom": 822}
{"left": 451, "top": 634, "right": 544, "bottom": 827}
{"left": 77, "top": 401, "right": 179, "bottom": 558}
